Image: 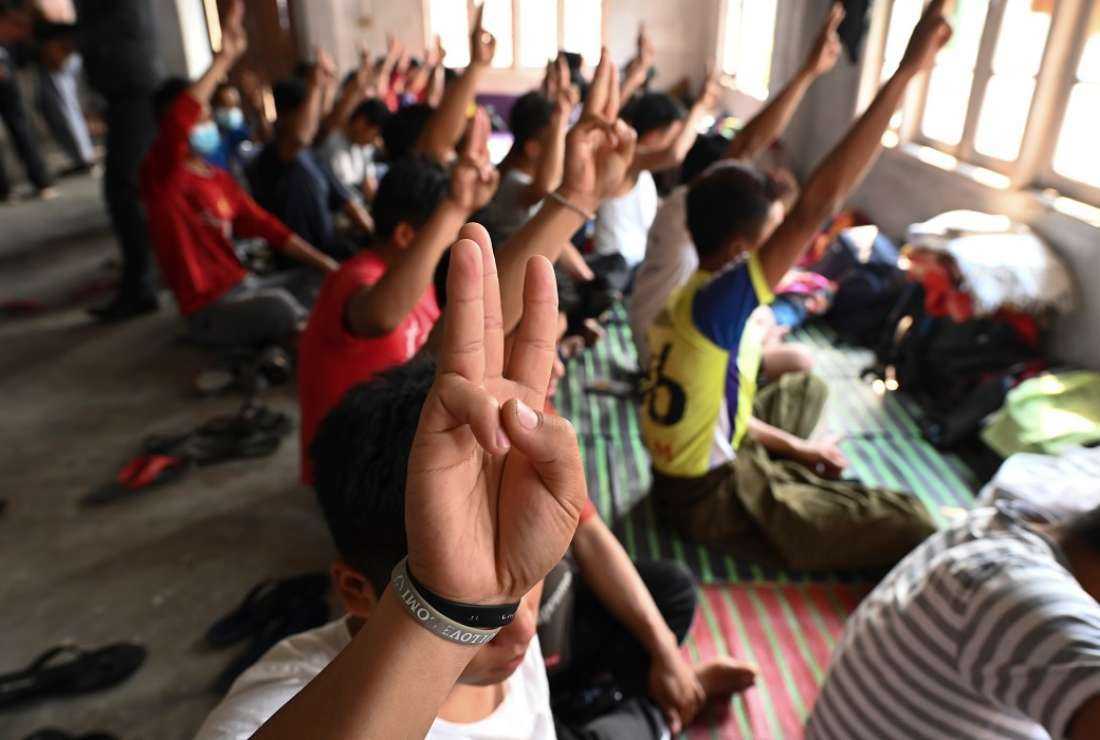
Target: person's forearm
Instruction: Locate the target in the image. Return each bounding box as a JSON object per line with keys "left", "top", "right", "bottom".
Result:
{"left": 345, "top": 199, "right": 375, "bottom": 234}
{"left": 280, "top": 80, "right": 324, "bottom": 159}
{"left": 572, "top": 519, "right": 679, "bottom": 658}
{"left": 724, "top": 67, "right": 815, "bottom": 162}
{"left": 189, "top": 52, "right": 234, "bottom": 106}
{"left": 253, "top": 586, "right": 474, "bottom": 740}
{"left": 417, "top": 64, "right": 487, "bottom": 163}
{"left": 527, "top": 122, "right": 568, "bottom": 204}
{"left": 496, "top": 197, "right": 586, "bottom": 333}
{"left": 347, "top": 200, "right": 466, "bottom": 337}
{"left": 757, "top": 67, "right": 913, "bottom": 286}
{"left": 280, "top": 234, "right": 339, "bottom": 273}
{"left": 559, "top": 242, "right": 594, "bottom": 282}
{"left": 747, "top": 417, "right": 806, "bottom": 459}
{"left": 322, "top": 83, "right": 365, "bottom": 139}
{"left": 620, "top": 67, "right": 647, "bottom": 103}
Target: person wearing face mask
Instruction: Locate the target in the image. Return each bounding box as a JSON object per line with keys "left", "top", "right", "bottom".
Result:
{"left": 204, "top": 82, "right": 254, "bottom": 179}
{"left": 139, "top": 0, "right": 339, "bottom": 349}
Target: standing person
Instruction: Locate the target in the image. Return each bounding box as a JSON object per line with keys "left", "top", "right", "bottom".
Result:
{"left": 75, "top": 0, "right": 161, "bottom": 321}
{"left": 0, "top": 4, "right": 55, "bottom": 202}
{"left": 34, "top": 19, "right": 95, "bottom": 175}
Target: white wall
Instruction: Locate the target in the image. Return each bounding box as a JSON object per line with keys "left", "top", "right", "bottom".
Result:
{"left": 153, "top": 0, "right": 214, "bottom": 79}
{"left": 780, "top": 1, "right": 1100, "bottom": 370}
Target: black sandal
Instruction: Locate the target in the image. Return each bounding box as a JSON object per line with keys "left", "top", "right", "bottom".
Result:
{"left": 0, "top": 643, "right": 145, "bottom": 711}
{"left": 23, "top": 730, "right": 119, "bottom": 740}
{"left": 205, "top": 572, "right": 329, "bottom": 648}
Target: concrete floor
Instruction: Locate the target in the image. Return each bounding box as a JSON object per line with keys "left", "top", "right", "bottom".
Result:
{"left": 1, "top": 173, "right": 336, "bottom": 739}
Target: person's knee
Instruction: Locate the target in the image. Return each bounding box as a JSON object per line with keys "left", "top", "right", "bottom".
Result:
{"left": 637, "top": 560, "right": 697, "bottom": 643}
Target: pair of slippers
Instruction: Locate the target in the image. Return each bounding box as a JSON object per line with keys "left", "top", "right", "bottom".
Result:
{"left": 0, "top": 643, "right": 145, "bottom": 712}
{"left": 207, "top": 573, "right": 331, "bottom": 694}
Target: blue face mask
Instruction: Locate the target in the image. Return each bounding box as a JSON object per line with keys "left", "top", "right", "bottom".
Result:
{"left": 189, "top": 120, "right": 222, "bottom": 156}
{"left": 214, "top": 106, "right": 245, "bottom": 131}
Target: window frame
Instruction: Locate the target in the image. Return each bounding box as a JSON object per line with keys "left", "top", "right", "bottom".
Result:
{"left": 858, "top": 0, "right": 1100, "bottom": 206}
{"left": 422, "top": 0, "right": 606, "bottom": 74}
{"left": 716, "top": 0, "right": 780, "bottom": 102}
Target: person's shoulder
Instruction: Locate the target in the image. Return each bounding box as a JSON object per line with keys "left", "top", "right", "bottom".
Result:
{"left": 194, "top": 620, "right": 349, "bottom": 740}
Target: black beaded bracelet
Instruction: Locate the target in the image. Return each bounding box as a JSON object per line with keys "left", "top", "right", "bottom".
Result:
{"left": 406, "top": 565, "right": 520, "bottom": 630}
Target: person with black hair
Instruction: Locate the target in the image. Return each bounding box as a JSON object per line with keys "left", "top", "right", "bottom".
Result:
{"left": 479, "top": 59, "right": 592, "bottom": 282}
{"left": 296, "top": 110, "right": 498, "bottom": 484}
{"left": 197, "top": 240, "right": 754, "bottom": 740}
{"left": 639, "top": 2, "right": 952, "bottom": 568}
{"left": 140, "top": 1, "right": 337, "bottom": 349}
{"left": 380, "top": 101, "right": 433, "bottom": 162}
{"left": 204, "top": 82, "right": 254, "bottom": 179}
{"left": 591, "top": 68, "right": 719, "bottom": 273}
{"left": 247, "top": 50, "right": 375, "bottom": 261}
{"left": 629, "top": 4, "right": 845, "bottom": 368}
{"left": 807, "top": 499, "right": 1100, "bottom": 739}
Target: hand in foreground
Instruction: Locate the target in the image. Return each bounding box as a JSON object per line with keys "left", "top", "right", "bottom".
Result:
{"left": 559, "top": 48, "right": 638, "bottom": 214}
{"left": 899, "top": 0, "right": 953, "bottom": 76}
{"left": 449, "top": 107, "right": 500, "bottom": 212}
{"left": 405, "top": 237, "right": 587, "bottom": 604}
{"left": 804, "top": 3, "right": 844, "bottom": 77}
{"left": 469, "top": 3, "right": 497, "bottom": 68}
{"left": 648, "top": 648, "right": 706, "bottom": 734}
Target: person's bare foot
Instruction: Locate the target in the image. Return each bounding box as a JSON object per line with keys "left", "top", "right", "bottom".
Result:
{"left": 696, "top": 656, "right": 757, "bottom": 700}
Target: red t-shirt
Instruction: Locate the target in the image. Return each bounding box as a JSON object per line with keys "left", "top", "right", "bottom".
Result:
{"left": 298, "top": 250, "right": 440, "bottom": 482}
{"left": 140, "top": 94, "right": 293, "bottom": 315}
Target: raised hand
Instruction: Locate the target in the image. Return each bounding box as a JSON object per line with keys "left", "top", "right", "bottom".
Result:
{"left": 560, "top": 48, "right": 637, "bottom": 213}
{"left": 899, "top": 0, "right": 953, "bottom": 75}
{"left": 404, "top": 236, "right": 586, "bottom": 605}
{"left": 804, "top": 3, "right": 844, "bottom": 77}
{"left": 219, "top": 0, "right": 248, "bottom": 62}
{"left": 470, "top": 3, "right": 497, "bottom": 68}
{"left": 694, "top": 65, "right": 721, "bottom": 113}
{"left": 311, "top": 47, "right": 337, "bottom": 89}
{"left": 449, "top": 108, "right": 500, "bottom": 212}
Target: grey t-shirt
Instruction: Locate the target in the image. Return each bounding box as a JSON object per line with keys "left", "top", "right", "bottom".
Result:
{"left": 479, "top": 169, "right": 539, "bottom": 244}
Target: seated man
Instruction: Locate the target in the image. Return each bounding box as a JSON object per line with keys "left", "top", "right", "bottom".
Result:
{"left": 247, "top": 53, "right": 374, "bottom": 262}
{"left": 206, "top": 82, "right": 254, "bottom": 178}
{"left": 319, "top": 96, "right": 389, "bottom": 202}
{"left": 140, "top": 3, "right": 338, "bottom": 349}
{"left": 806, "top": 501, "right": 1100, "bottom": 740}
{"left": 639, "top": 2, "right": 952, "bottom": 571}
{"left": 296, "top": 111, "right": 498, "bottom": 483}
{"left": 591, "top": 71, "right": 719, "bottom": 275}
{"left": 197, "top": 237, "right": 752, "bottom": 740}
{"left": 629, "top": 4, "right": 844, "bottom": 368}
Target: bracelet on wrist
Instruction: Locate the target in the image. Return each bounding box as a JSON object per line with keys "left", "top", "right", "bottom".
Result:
{"left": 548, "top": 190, "right": 595, "bottom": 221}
{"left": 390, "top": 558, "right": 519, "bottom": 646}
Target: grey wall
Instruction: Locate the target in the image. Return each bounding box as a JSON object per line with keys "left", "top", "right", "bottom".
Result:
{"left": 781, "top": 1, "right": 1100, "bottom": 369}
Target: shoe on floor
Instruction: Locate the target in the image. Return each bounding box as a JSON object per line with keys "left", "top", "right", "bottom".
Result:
{"left": 88, "top": 295, "right": 159, "bottom": 323}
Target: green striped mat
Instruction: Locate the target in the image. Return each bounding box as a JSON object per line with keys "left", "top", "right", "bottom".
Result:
{"left": 554, "top": 305, "right": 978, "bottom": 585}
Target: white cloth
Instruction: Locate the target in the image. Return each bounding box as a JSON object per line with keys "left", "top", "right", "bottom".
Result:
{"left": 628, "top": 186, "right": 697, "bottom": 368}
{"left": 906, "top": 210, "right": 1075, "bottom": 315}
{"left": 593, "top": 171, "right": 659, "bottom": 269}
{"left": 318, "top": 131, "right": 377, "bottom": 197}
{"left": 194, "top": 619, "right": 556, "bottom": 740}
{"left": 977, "top": 446, "right": 1100, "bottom": 523}
{"left": 480, "top": 169, "right": 539, "bottom": 243}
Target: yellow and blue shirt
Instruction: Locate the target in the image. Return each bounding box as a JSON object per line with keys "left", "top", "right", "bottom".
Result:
{"left": 640, "top": 253, "right": 774, "bottom": 477}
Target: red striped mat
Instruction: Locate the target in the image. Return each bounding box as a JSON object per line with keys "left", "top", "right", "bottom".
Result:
{"left": 680, "top": 583, "right": 868, "bottom": 740}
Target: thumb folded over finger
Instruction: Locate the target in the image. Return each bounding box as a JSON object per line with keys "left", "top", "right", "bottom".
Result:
{"left": 500, "top": 400, "right": 585, "bottom": 496}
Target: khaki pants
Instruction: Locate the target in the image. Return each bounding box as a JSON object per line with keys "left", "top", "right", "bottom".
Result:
{"left": 651, "top": 373, "right": 935, "bottom": 571}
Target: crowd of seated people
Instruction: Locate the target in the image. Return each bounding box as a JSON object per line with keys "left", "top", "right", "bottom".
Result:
{"left": 117, "top": 0, "right": 1100, "bottom": 736}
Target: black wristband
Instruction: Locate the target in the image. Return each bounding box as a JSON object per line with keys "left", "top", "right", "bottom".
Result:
{"left": 406, "top": 565, "right": 520, "bottom": 630}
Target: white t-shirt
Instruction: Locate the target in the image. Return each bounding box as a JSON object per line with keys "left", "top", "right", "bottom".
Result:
{"left": 628, "top": 185, "right": 698, "bottom": 368}
{"left": 319, "top": 131, "right": 377, "bottom": 196}
{"left": 480, "top": 169, "right": 539, "bottom": 243}
{"left": 194, "top": 619, "right": 557, "bottom": 740}
{"left": 593, "top": 171, "right": 659, "bottom": 269}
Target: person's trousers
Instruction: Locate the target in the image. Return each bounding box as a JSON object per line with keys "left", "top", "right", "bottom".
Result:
{"left": 550, "top": 559, "right": 696, "bottom": 739}
{"left": 187, "top": 274, "right": 309, "bottom": 349}
{"left": 36, "top": 59, "right": 95, "bottom": 168}
{"left": 0, "top": 73, "right": 52, "bottom": 197}
{"left": 651, "top": 372, "right": 936, "bottom": 571}
{"left": 102, "top": 94, "right": 157, "bottom": 301}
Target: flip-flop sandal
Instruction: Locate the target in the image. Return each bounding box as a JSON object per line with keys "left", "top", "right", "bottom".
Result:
{"left": 214, "top": 595, "right": 330, "bottom": 694}
{"left": 206, "top": 572, "right": 329, "bottom": 648}
{"left": 82, "top": 454, "right": 192, "bottom": 506}
{"left": 0, "top": 643, "right": 146, "bottom": 710}
{"left": 23, "top": 729, "right": 119, "bottom": 740}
